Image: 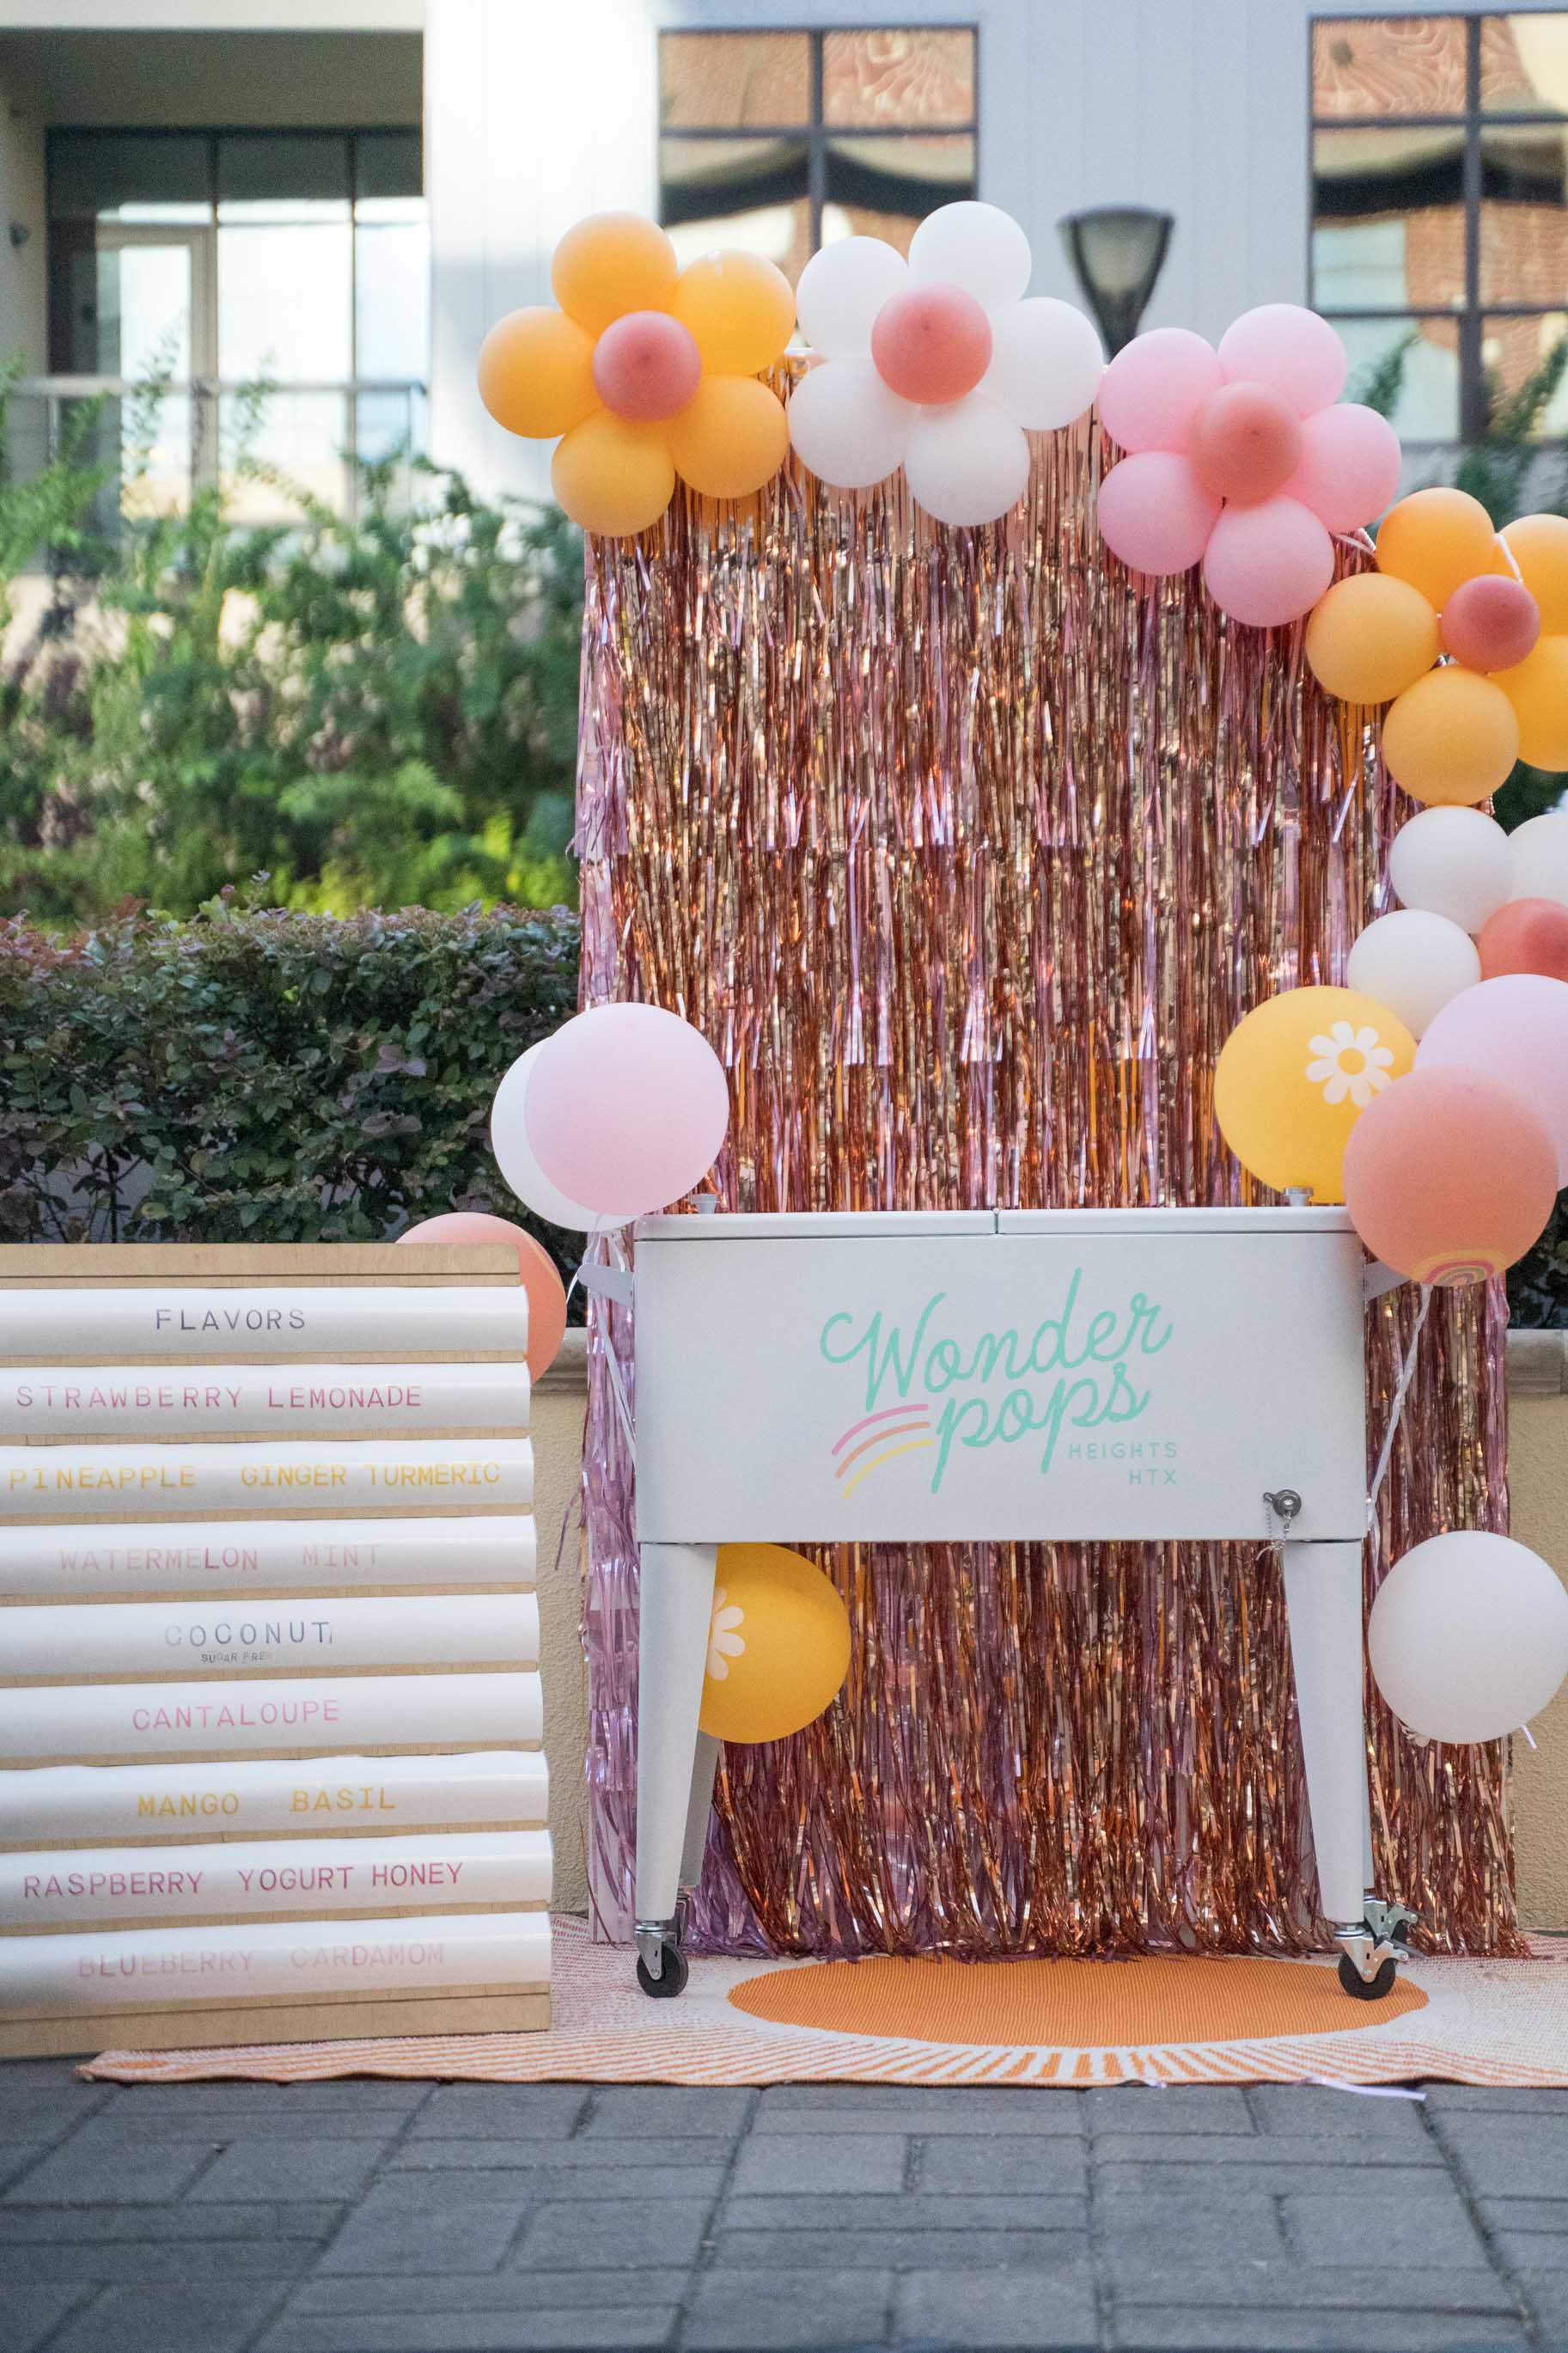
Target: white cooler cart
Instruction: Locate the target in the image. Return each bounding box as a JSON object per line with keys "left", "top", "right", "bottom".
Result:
{"left": 629, "top": 1208, "right": 1415, "bottom": 2002}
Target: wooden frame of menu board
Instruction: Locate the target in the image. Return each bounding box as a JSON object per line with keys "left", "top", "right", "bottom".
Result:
{"left": 0, "top": 1244, "right": 550, "bottom": 2056}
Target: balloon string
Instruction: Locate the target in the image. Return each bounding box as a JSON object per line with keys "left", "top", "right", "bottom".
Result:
{"left": 1368, "top": 1285, "right": 1433, "bottom": 1529}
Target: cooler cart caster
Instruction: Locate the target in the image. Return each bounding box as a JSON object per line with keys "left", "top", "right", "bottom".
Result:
{"left": 1335, "top": 1898, "right": 1418, "bottom": 2003}
{"left": 1338, "top": 1952, "right": 1398, "bottom": 2002}
{"left": 635, "top": 1916, "right": 689, "bottom": 2001}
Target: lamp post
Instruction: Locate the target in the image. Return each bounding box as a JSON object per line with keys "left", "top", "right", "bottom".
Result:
{"left": 1059, "top": 206, "right": 1174, "bottom": 354}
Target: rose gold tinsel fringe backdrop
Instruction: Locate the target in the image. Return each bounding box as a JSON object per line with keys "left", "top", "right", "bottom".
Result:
{"left": 575, "top": 408, "right": 1517, "bottom": 1959}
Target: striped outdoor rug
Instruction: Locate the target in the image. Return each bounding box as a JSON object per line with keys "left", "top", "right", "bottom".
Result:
{"left": 81, "top": 1918, "right": 1568, "bottom": 2089}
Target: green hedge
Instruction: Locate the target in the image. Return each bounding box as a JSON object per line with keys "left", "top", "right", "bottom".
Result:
{"left": 0, "top": 902, "right": 581, "bottom": 1271}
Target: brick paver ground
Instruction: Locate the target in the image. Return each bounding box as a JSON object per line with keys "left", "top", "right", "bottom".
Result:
{"left": 3, "top": 2063, "right": 1566, "bottom": 2352}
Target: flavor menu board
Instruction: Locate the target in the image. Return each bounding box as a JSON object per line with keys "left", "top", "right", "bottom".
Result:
{"left": 0, "top": 1244, "right": 551, "bottom": 2056}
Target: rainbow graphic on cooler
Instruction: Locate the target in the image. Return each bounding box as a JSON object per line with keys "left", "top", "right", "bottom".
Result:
{"left": 831, "top": 1404, "right": 933, "bottom": 1497}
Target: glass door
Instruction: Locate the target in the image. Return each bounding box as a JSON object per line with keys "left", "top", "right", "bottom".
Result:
{"left": 94, "top": 224, "right": 216, "bottom": 515}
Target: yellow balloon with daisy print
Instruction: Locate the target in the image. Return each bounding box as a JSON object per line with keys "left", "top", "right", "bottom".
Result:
{"left": 699, "top": 1543, "right": 851, "bottom": 1746}
{"left": 1214, "top": 985, "right": 1416, "bottom": 1202}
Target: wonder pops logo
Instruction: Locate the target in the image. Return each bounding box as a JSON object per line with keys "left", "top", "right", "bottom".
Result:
{"left": 820, "top": 1272, "right": 1176, "bottom": 1495}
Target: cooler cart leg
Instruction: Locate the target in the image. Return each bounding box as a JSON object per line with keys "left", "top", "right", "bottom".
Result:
{"left": 635, "top": 1541, "right": 717, "bottom": 1998}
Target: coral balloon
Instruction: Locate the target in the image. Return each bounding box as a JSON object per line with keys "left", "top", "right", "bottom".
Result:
{"left": 526, "top": 1004, "right": 729, "bottom": 1219}
{"left": 870, "top": 283, "right": 992, "bottom": 405}
{"left": 1342, "top": 1066, "right": 1556, "bottom": 1287}
{"left": 699, "top": 1544, "right": 851, "bottom": 1745}
{"left": 1477, "top": 896, "right": 1568, "bottom": 984}
{"left": 1305, "top": 573, "right": 1440, "bottom": 705}
{"left": 1495, "top": 636, "right": 1568, "bottom": 770}
{"left": 670, "top": 250, "right": 793, "bottom": 376}
{"left": 979, "top": 296, "right": 1103, "bottom": 431}
{"left": 666, "top": 376, "right": 789, "bottom": 498}
{"left": 903, "top": 397, "right": 1029, "bottom": 527}
{"left": 794, "top": 236, "right": 908, "bottom": 358}
{"left": 1188, "top": 382, "right": 1303, "bottom": 504}
{"left": 1376, "top": 486, "right": 1499, "bottom": 610}
{"left": 906, "top": 199, "right": 1031, "bottom": 311}
{"left": 476, "top": 308, "right": 597, "bottom": 440}
{"left": 1380, "top": 667, "right": 1520, "bottom": 805}
{"left": 1213, "top": 985, "right": 1415, "bottom": 1201}
{"left": 590, "top": 310, "right": 701, "bottom": 424}
{"left": 1345, "top": 909, "right": 1481, "bottom": 1036}
{"left": 1389, "top": 806, "right": 1515, "bottom": 933}
{"left": 1097, "top": 450, "right": 1221, "bottom": 576}
{"left": 551, "top": 412, "right": 675, "bottom": 537}
{"left": 1502, "top": 512, "right": 1568, "bottom": 633}
{"left": 1510, "top": 812, "right": 1568, "bottom": 908}
{"left": 1416, "top": 973, "right": 1568, "bottom": 1183}
{"left": 552, "top": 211, "right": 677, "bottom": 335}
{"left": 1217, "top": 303, "right": 1347, "bottom": 414}
{"left": 1284, "top": 402, "right": 1401, "bottom": 533}
{"left": 1440, "top": 575, "right": 1541, "bottom": 673}
{"left": 1202, "top": 497, "right": 1335, "bottom": 628}
{"left": 398, "top": 1213, "right": 566, "bottom": 1381}
{"left": 787, "top": 355, "right": 911, "bottom": 489}
{"left": 1369, "top": 1531, "right": 1568, "bottom": 1746}
{"left": 1097, "top": 327, "right": 1222, "bottom": 453}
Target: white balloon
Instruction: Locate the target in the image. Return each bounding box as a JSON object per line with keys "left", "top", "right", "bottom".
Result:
{"left": 1510, "top": 810, "right": 1568, "bottom": 910}
{"left": 795, "top": 235, "right": 908, "bottom": 358}
{"left": 490, "top": 1045, "right": 638, "bottom": 1234}
{"left": 1388, "top": 806, "right": 1514, "bottom": 934}
{"left": 908, "top": 200, "right": 1032, "bottom": 312}
{"left": 904, "top": 396, "right": 1030, "bottom": 528}
{"left": 1369, "top": 1531, "right": 1568, "bottom": 1746}
{"left": 787, "top": 358, "right": 911, "bottom": 490}
{"left": 980, "top": 296, "right": 1104, "bottom": 431}
{"left": 1345, "top": 909, "right": 1482, "bottom": 1038}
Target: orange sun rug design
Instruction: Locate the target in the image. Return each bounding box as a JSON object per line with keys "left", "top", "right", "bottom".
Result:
{"left": 79, "top": 1921, "right": 1568, "bottom": 2089}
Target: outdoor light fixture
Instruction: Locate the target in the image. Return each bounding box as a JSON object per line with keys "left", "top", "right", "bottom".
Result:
{"left": 1059, "top": 205, "right": 1174, "bottom": 354}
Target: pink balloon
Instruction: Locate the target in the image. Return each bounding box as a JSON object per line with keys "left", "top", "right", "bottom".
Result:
{"left": 1283, "top": 402, "right": 1402, "bottom": 532}
{"left": 1096, "top": 327, "right": 1221, "bottom": 453}
{"left": 1217, "top": 304, "right": 1348, "bottom": 417}
{"left": 1188, "top": 383, "right": 1303, "bottom": 504}
{"left": 525, "top": 1003, "right": 730, "bottom": 1216}
{"left": 1416, "top": 973, "right": 1568, "bottom": 1183}
{"left": 1097, "top": 451, "right": 1221, "bottom": 576}
{"left": 870, "top": 284, "right": 991, "bottom": 406}
{"left": 591, "top": 312, "right": 702, "bottom": 424}
{"left": 1343, "top": 1067, "right": 1557, "bottom": 1287}
{"left": 398, "top": 1212, "right": 566, "bottom": 1380}
{"left": 1201, "top": 495, "right": 1336, "bottom": 627}
{"left": 1441, "top": 577, "right": 1542, "bottom": 673}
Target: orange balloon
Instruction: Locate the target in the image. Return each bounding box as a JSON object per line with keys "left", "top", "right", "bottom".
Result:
{"left": 552, "top": 411, "right": 674, "bottom": 537}
{"left": 1502, "top": 512, "right": 1568, "bottom": 634}
{"left": 666, "top": 376, "right": 790, "bottom": 499}
{"left": 1381, "top": 666, "right": 1520, "bottom": 804}
{"left": 1494, "top": 635, "right": 1568, "bottom": 771}
{"left": 672, "top": 251, "right": 794, "bottom": 376}
{"left": 1376, "top": 487, "right": 1501, "bottom": 611}
{"left": 552, "top": 212, "right": 678, "bottom": 335}
{"left": 1305, "top": 572, "right": 1439, "bottom": 706}
{"left": 476, "top": 307, "right": 598, "bottom": 441}
{"left": 1342, "top": 1067, "right": 1558, "bottom": 1286}
{"left": 398, "top": 1212, "right": 566, "bottom": 1381}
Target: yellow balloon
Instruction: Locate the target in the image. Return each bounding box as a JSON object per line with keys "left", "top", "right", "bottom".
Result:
{"left": 1381, "top": 665, "right": 1520, "bottom": 804}
{"left": 699, "top": 1544, "right": 851, "bottom": 1745}
{"left": 1214, "top": 985, "right": 1416, "bottom": 1202}
{"left": 666, "top": 376, "right": 790, "bottom": 499}
{"left": 1304, "top": 573, "right": 1440, "bottom": 706}
{"left": 1495, "top": 635, "right": 1568, "bottom": 771}
{"left": 551, "top": 412, "right": 674, "bottom": 537}
{"left": 1501, "top": 513, "right": 1568, "bottom": 635}
{"left": 672, "top": 250, "right": 795, "bottom": 376}
{"left": 552, "top": 211, "right": 678, "bottom": 336}
{"left": 1376, "top": 487, "right": 1500, "bottom": 611}
{"left": 476, "top": 307, "right": 599, "bottom": 441}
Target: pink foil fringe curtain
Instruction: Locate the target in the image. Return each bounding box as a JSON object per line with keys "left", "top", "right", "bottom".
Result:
{"left": 575, "top": 406, "right": 1518, "bottom": 1960}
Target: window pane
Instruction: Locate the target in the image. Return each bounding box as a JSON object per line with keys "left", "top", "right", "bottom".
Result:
{"left": 825, "top": 134, "right": 977, "bottom": 246}
{"left": 1482, "top": 15, "right": 1568, "bottom": 112}
{"left": 355, "top": 129, "right": 423, "bottom": 201}
{"left": 356, "top": 216, "right": 430, "bottom": 380}
{"left": 660, "top": 133, "right": 808, "bottom": 233}
{"left": 1331, "top": 314, "right": 1461, "bottom": 437}
{"left": 1479, "top": 122, "right": 1568, "bottom": 299}
{"left": 1312, "top": 16, "right": 1468, "bottom": 119}
{"left": 95, "top": 241, "right": 192, "bottom": 379}
{"left": 659, "top": 33, "right": 810, "bottom": 130}
{"left": 1312, "top": 126, "right": 1467, "bottom": 309}
{"left": 222, "top": 388, "right": 350, "bottom": 522}
{"left": 822, "top": 29, "right": 975, "bottom": 128}
{"left": 218, "top": 220, "right": 352, "bottom": 381}
{"left": 49, "top": 131, "right": 209, "bottom": 223}
{"left": 1480, "top": 311, "right": 1568, "bottom": 434}
{"left": 217, "top": 135, "right": 351, "bottom": 217}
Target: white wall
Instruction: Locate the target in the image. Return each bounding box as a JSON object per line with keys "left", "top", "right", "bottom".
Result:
{"left": 0, "top": 59, "right": 46, "bottom": 370}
